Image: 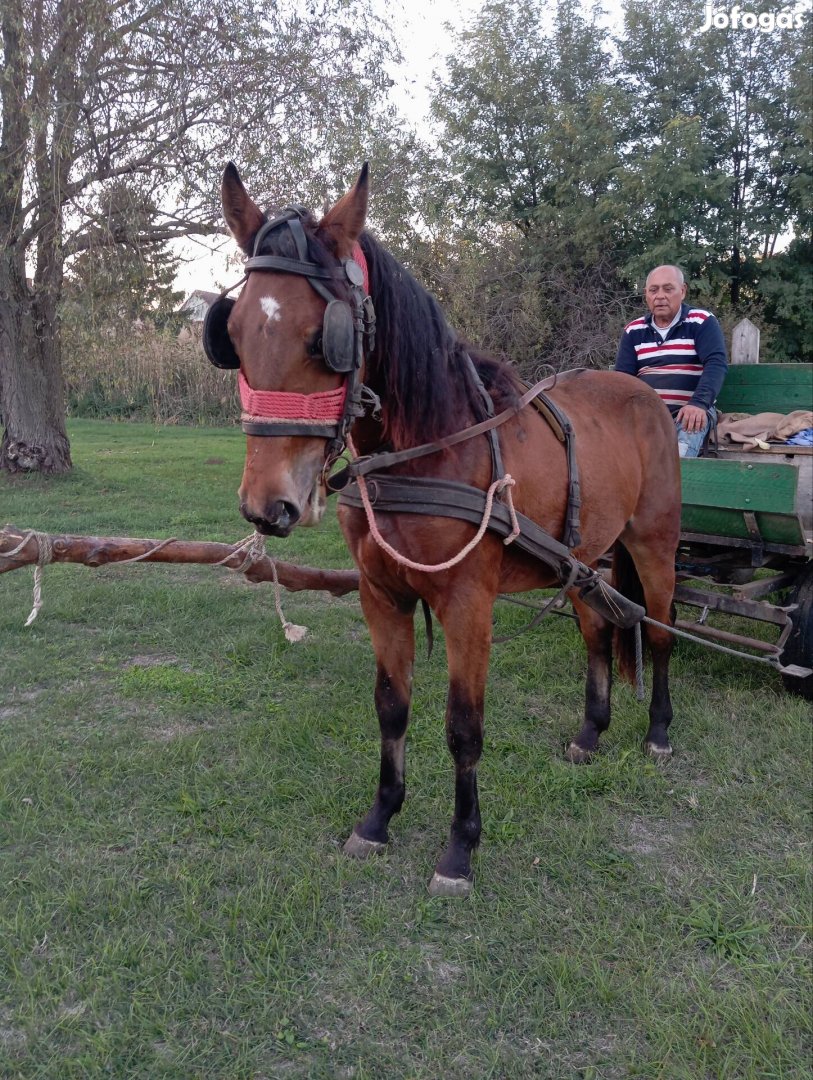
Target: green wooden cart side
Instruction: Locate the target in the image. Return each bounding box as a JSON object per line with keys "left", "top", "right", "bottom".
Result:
{"left": 680, "top": 362, "right": 812, "bottom": 553}
{"left": 716, "top": 363, "right": 813, "bottom": 413}
{"left": 681, "top": 458, "right": 806, "bottom": 547}
{"left": 676, "top": 360, "right": 812, "bottom": 696}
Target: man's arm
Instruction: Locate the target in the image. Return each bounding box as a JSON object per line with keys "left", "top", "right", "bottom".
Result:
{"left": 614, "top": 330, "right": 639, "bottom": 375}
{"left": 689, "top": 315, "right": 728, "bottom": 411}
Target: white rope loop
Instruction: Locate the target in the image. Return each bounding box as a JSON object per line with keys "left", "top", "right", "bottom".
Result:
{"left": 15, "top": 531, "right": 54, "bottom": 627}
{"left": 349, "top": 432, "right": 520, "bottom": 574}
{"left": 215, "top": 531, "right": 308, "bottom": 643}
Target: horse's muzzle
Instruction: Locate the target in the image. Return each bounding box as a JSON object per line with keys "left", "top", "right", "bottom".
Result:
{"left": 240, "top": 499, "right": 301, "bottom": 537}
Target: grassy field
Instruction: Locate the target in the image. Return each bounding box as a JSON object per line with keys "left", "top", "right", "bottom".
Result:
{"left": 1, "top": 420, "right": 811, "bottom": 1079}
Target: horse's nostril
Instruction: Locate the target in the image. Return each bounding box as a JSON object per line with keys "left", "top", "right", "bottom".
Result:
{"left": 278, "top": 500, "right": 300, "bottom": 526}
{"left": 240, "top": 499, "right": 301, "bottom": 537}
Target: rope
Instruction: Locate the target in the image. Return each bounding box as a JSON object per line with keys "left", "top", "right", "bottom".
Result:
{"left": 634, "top": 621, "right": 645, "bottom": 701}
{"left": 112, "top": 537, "right": 178, "bottom": 564}
{"left": 493, "top": 562, "right": 581, "bottom": 643}
{"left": 349, "top": 438, "right": 520, "bottom": 573}
{"left": 2, "top": 530, "right": 55, "bottom": 627}
{"left": 215, "top": 532, "right": 308, "bottom": 643}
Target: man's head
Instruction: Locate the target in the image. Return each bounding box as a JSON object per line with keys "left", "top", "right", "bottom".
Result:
{"left": 644, "top": 265, "right": 687, "bottom": 327}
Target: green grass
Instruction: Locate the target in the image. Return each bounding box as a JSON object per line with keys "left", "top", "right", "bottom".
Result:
{"left": 1, "top": 419, "right": 811, "bottom": 1079}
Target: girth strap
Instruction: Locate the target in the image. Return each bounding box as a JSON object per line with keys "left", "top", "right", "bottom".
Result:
{"left": 527, "top": 389, "right": 582, "bottom": 549}
{"left": 463, "top": 352, "right": 505, "bottom": 482}
{"left": 338, "top": 473, "right": 644, "bottom": 629}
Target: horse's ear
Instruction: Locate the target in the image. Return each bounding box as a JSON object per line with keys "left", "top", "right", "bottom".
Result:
{"left": 318, "top": 163, "right": 369, "bottom": 258}
{"left": 221, "top": 162, "right": 266, "bottom": 255}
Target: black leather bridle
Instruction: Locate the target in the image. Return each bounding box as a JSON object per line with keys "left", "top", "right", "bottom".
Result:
{"left": 203, "top": 207, "right": 376, "bottom": 460}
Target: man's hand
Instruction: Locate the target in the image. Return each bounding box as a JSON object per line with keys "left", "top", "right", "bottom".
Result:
{"left": 676, "top": 404, "right": 708, "bottom": 433}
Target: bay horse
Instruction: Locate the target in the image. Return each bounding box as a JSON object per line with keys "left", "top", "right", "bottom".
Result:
{"left": 205, "top": 163, "right": 681, "bottom": 897}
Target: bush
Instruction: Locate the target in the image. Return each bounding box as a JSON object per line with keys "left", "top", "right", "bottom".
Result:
{"left": 62, "top": 322, "right": 239, "bottom": 425}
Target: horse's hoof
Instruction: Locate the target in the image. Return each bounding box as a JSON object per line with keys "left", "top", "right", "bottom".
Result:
{"left": 427, "top": 872, "right": 473, "bottom": 899}
{"left": 645, "top": 741, "right": 673, "bottom": 761}
{"left": 343, "top": 831, "right": 386, "bottom": 858}
{"left": 565, "top": 741, "right": 593, "bottom": 764}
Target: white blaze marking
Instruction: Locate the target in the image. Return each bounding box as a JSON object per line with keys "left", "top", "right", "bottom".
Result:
{"left": 260, "top": 296, "right": 281, "bottom": 322}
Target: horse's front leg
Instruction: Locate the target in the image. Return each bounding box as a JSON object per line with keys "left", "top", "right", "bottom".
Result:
{"left": 344, "top": 577, "right": 416, "bottom": 857}
{"left": 428, "top": 593, "right": 494, "bottom": 898}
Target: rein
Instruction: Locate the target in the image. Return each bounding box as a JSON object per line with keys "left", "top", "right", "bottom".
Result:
{"left": 329, "top": 371, "right": 558, "bottom": 489}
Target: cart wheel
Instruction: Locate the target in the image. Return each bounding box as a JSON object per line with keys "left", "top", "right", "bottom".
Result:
{"left": 781, "top": 565, "right": 813, "bottom": 700}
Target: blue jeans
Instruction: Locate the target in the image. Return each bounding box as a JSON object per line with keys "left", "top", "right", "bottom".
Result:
{"left": 676, "top": 407, "right": 715, "bottom": 458}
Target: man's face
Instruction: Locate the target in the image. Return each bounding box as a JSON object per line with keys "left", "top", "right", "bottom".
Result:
{"left": 644, "top": 268, "right": 687, "bottom": 327}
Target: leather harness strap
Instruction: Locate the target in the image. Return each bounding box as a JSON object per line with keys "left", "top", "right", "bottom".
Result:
{"left": 331, "top": 369, "right": 583, "bottom": 550}
{"left": 329, "top": 373, "right": 557, "bottom": 488}
{"left": 463, "top": 353, "right": 505, "bottom": 483}
{"left": 523, "top": 385, "right": 582, "bottom": 549}
{"left": 338, "top": 473, "right": 644, "bottom": 630}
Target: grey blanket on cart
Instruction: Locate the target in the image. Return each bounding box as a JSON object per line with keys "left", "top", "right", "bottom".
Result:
{"left": 717, "top": 410, "right": 813, "bottom": 449}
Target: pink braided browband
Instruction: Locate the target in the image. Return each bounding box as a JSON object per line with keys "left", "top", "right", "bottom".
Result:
{"left": 239, "top": 371, "right": 347, "bottom": 423}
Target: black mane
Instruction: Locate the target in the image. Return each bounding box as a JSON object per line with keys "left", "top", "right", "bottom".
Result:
{"left": 357, "top": 232, "right": 521, "bottom": 448}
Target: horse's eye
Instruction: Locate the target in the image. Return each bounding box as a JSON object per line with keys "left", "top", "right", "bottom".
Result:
{"left": 309, "top": 332, "right": 323, "bottom": 357}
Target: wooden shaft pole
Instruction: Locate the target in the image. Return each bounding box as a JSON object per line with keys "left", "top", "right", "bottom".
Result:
{"left": 0, "top": 524, "right": 360, "bottom": 596}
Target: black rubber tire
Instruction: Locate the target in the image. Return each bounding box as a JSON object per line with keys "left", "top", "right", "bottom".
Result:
{"left": 780, "top": 564, "right": 813, "bottom": 700}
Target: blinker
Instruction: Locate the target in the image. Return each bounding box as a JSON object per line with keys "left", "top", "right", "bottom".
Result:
{"left": 322, "top": 300, "right": 356, "bottom": 373}
{"left": 203, "top": 297, "right": 239, "bottom": 369}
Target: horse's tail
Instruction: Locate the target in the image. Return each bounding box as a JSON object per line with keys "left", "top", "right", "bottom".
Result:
{"left": 613, "top": 542, "right": 646, "bottom": 686}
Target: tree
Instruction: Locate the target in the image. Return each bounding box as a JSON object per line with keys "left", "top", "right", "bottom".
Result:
{"left": 757, "top": 239, "right": 813, "bottom": 361}
{"left": 61, "top": 182, "right": 183, "bottom": 333}
{"left": 0, "top": 0, "right": 399, "bottom": 473}
{"left": 429, "top": 0, "right": 811, "bottom": 364}
{"left": 617, "top": 0, "right": 812, "bottom": 309}
{"left": 428, "top": 0, "right": 630, "bottom": 369}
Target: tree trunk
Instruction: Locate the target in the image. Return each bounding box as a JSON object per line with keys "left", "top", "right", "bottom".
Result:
{"left": 0, "top": 250, "right": 72, "bottom": 474}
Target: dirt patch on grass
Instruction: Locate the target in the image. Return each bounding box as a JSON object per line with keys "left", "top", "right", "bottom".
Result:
{"left": 616, "top": 814, "right": 696, "bottom": 891}
{"left": 146, "top": 721, "right": 215, "bottom": 741}
{"left": 0, "top": 688, "right": 47, "bottom": 720}
{"left": 125, "top": 654, "right": 189, "bottom": 671}
{"left": 0, "top": 1007, "right": 26, "bottom": 1051}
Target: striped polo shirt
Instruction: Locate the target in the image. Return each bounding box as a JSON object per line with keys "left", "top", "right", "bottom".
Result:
{"left": 614, "top": 303, "right": 728, "bottom": 415}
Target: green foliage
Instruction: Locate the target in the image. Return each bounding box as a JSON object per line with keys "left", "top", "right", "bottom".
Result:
{"left": 61, "top": 183, "right": 184, "bottom": 334}
{"left": 758, "top": 241, "right": 813, "bottom": 362}
{"left": 683, "top": 896, "right": 770, "bottom": 961}
{"left": 428, "top": 0, "right": 632, "bottom": 369}
{"left": 426, "top": 0, "right": 812, "bottom": 363}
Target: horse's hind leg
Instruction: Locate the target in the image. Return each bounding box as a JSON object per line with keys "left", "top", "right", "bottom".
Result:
{"left": 565, "top": 599, "right": 614, "bottom": 763}
{"left": 618, "top": 538, "right": 676, "bottom": 758}
{"left": 644, "top": 620, "right": 674, "bottom": 757}
{"left": 344, "top": 578, "right": 416, "bottom": 857}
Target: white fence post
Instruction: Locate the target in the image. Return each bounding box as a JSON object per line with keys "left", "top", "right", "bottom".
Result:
{"left": 731, "top": 318, "right": 760, "bottom": 364}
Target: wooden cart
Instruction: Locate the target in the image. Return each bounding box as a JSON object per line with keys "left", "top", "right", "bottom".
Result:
{"left": 677, "top": 360, "right": 813, "bottom": 697}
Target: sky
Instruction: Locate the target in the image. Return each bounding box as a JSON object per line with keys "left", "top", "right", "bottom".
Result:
{"left": 173, "top": 0, "right": 484, "bottom": 294}
{"left": 173, "top": 0, "right": 624, "bottom": 294}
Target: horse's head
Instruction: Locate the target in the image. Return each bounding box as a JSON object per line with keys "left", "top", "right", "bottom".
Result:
{"left": 207, "top": 163, "right": 370, "bottom": 536}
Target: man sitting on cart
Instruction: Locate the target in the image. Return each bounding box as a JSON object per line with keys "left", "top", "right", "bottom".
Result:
{"left": 615, "top": 265, "right": 728, "bottom": 458}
